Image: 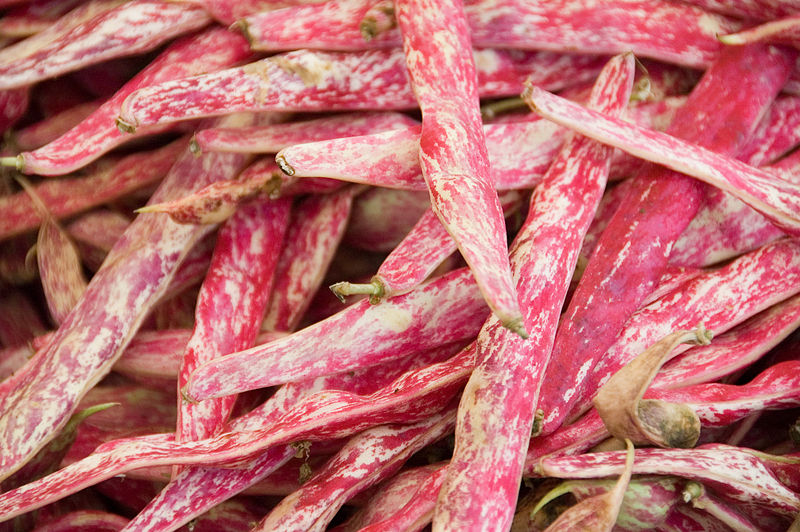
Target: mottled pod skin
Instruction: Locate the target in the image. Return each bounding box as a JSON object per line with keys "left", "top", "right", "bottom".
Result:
{"left": 526, "top": 87, "right": 800, "bottom": 235}
{"left": 0, "top": 340, "right": 476, "bottom": 521}
{"left": 535, "top": 44, "right": 796, "bottom": 437}
{"left": 193, "top": 111, "right": 418, "bottom": 154}
{"left": 0, "top": 1, "right": 211, "bottom": 91}
{"left": 185, "top": 266, "right": 489, "bottom": 401}
{"left": 435, "top": 53, "right": 635, "bottom": 531}
{"left": 570, "top": 238, "right": 800, "bottom": 423}
{"left": 0, "top": 128, "right": 252, "bottom": 482}
{"left": 0, "top": 139, "right": 186, "bottom": 241}
{"left": 12, "top": 27, "right": 250, "bottom": 176}
{"left": 176, "top": 197, "right": 291, "bottom": 446}
{"left": 395, "top": 0, "right": 524, "bottom": 335}
{"left": 243, "top": 0, "right": 738, "bottom": 70}
{"left": 117, "top": 48, "right": 605, "bottom": 129}
{"left": 531, "top": 444, "right": 800, "bottom": 519}
{"left": 263, "top": 187, "right": 359, "bottom": 332}
{"left": 255, "top": 408, "right": 455, "bottom": 532}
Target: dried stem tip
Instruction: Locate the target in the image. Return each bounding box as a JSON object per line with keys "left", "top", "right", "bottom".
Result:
{"left": 115, "top": 117, "right": 137, "bottom": 134}
{"left": 275, "top": 154, "right": 295, "bottom": 176}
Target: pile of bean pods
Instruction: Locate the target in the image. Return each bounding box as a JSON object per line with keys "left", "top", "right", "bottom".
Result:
{"left": 1, "top": 0, "right": 800, "bottom": 530}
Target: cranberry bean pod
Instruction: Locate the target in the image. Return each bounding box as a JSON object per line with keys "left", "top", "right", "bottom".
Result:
{"left": 117, "top": 48, "right": 605, "bottom": 130}
{"left": 531, "top": 444, "right": 800, "bottom": 517}
{"left": 0, "top": 342, "right": 475, "bottom": 520}
{"left": 178, "top": 0, "right": 325, "bottom": 25}
{"left": 177, "top": 197, "right": 291, "bottom": 446}
{"left": 184, "top": 266, "right": 487, "bottom": 401}
{"left": 0, "top": 128, "right": 251, "bottom": 481}
{"left": 683, "top": 482, "right": 764, "bottom": 531}
{"left": 334, "top": 190, "right": 522, "bottom": 303}
{"left": 534, "top": 44, "right": 795, "bottom": 436}
{"left": 532, "top": 476, "right": 683, "bottom": 531}
{"left": 536, "top": 441, "right": 635, "bottom": 532}
{"left": 0, "top": 139, "right": 184, "bottom": 241}
{"left": 524, "top": 410, "right": 609, "bottom": 466}
{"left": 568, "top": 238, "right": 800, "bottom": 424}
{"left": 32, "top": 509, "right": 130, "bottom": 531}
{"left": 243, "top": 157, "right": 344, "bottom": 197}
{"left": 35, "top": 215, "right": 87, "bottom": 326}
{"left": 739, "top": 95, "right": 800, "bottom": 167}
{"left": 374, "top": 0, "right": 520, "bottom": 335}
{"left": 254, "top": 408, "right": 456, "bottom": 532}
{"left": 678, "top": 0, "right": 800, "bottom": 20}
{"left": 121, "top": 344, "right": 460, "bottom": 532}
{"left": 526, "top": 86, "right": 800, "bottom": 235}
{"left": 112, "top": 330, "right": 286, "bottom": 382}
{"left": 655, "top": 293, "right": 800, "bottom": 388}
{"left": 244, "top": 0, "right": 738, "bottom": 69}
{"left": 263, "top": 187, "right": 359, "bottom": 332}
{"left": 0, "top": 0, "right": 85, "bottom": 38}
{"left": 0, "top": 1, "right": 211, "bottom": 91}
{"left": 670, "top": 147, "right": 800, "bottom": 268}
{"left": 343, "top": 189, "right": 430, "bottom": 253}
{"left": 240, "top": 0, "right": 400, "bottom": 51}
{"left": 277, "top": 118, "right": 565, "bottom": 191}
{"left": 0, "top": 0, "right": 126, "bottom": 65}
{"left": 649, "top": 361, "right": 800, "bottom": 428}
{"left": 10, "top": 101, "right": 100, "bottom": 151}
{"left": 5, "top": 27, "right": 251, "bottom": 176}
{"left": 121, "top": 446, "right": 295, "bottom": 532}
{"left": 435, "top": 53, "right": 634, "bottom": 531}
{"left": 137, "top": 167, "right": 287, "bottom": 225}
{"left": 66, "top": 210, "right": 131, "bottom": 270}
{"left": 346, "top": 464, "right": 447, "bottom": 531}
{"left": 719, "top": 16, "right": 800, "bottom": 46}
{"left": 193, "top": 111, "right": 417, "bottom": 154}
{"left": 278, "top": 98, "right": 679, "bottom": 193}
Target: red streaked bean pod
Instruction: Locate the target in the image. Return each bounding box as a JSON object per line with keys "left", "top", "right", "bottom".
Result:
{"left": 0, "top": 340, "right": 476, "bottom": 520}
{"left": 530, "top": 444, "right": 800, "bottom": 518}
{"left": 263, "top": 187, "right": 360, "bottom": 332}
{"left": 718, "top": 15, "right": 800, "bottom": 46}
{"left": 193, "top": 111, "right": 417, "bottom": 154}
{"left": 116, "top": 48, "right": 606, "bottom": 130}
{"left": 2, "top": 27, "right": 251, "bottom": 176}
{"left": 177, "top": 0, "right": 325, "bottom": 25}
{"left": 184, "top": 266, "right": 488, "bottom": 401}
{"left": 254, "top": 407, "right": 456, "bottom": 531}
{"left": 347, "top": 463, "right": 447, "bottom": 531}
{"left": 655, "top": 293, "right": 800, "bottom": 388}
{"left": 0, "top": 138, "right": 185, "bottom": 241}
{"left": 0, "top": 1, "right": 211, "bottom": 91}
{"left": 0, "top": 0, "right": 85, "bottom": 38}
{"left": 176, "top": 197, "right": 291, "bottom": 447}
{"left": 525, "top": 86, "right": 800, "bottom": 235}
{"left": 35, "top": 211, "right": 88, "bottom": 327}
{"left": 333, "top": 190, "right": 522, "bottom": 304}
{"left": 122, "top": 342, "right": 461, "bottom": 531}
{"left": 276, "top": 117, "right": 564, "bottom": 191}
{"left": 678, "top": 0, "right": 800, "bottom": 20}
{"left": 0, "top": 123, "right": 251, "bottom": 482}
{"left": 567, "top": 238, "right": 800, "bottom": 424}
{"left": 435, "top": 53, "right": 634, "bottom": 531}
{"left": 243, "top": 0, "right": 739, "bottom": 70}
{"left": 533, "top": 43, "right": 796, "bottom": 437}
